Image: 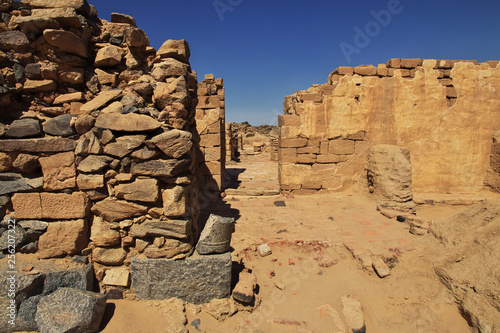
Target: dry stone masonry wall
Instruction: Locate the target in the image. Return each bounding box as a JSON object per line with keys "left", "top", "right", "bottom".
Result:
{"left": 280, "top": 58, "right": 500, "bottom": 194}
{"left": 0, "top": 0, "right": 227, "bottom": 300}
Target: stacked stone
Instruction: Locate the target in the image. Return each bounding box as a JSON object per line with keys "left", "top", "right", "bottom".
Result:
{"left": 280, "top": 59, "right": 500, "bottom": 194}
{"left": 0, "top": 0, "right": 202, "bottom": 293}
{"left": 269, "top": 137, "right": 278, "bottom": 161}
{"left": 195, "top": 74, "right": 225, "bottom": 192}
{"left": 225, "top": 122, "right": 237, "bottom": 162}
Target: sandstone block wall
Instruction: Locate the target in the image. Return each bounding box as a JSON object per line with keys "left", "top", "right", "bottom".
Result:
{"left": 195, "top": 75, "right": 225, "bottom": 192}
{"left": 0, "top": 0, "right": 221, "bottom": 294}
{"left": 280, "top": 59, "right": 500, "bottom": 194}
{"left": 225, "top": 122, "right": 238, "bottom": 162}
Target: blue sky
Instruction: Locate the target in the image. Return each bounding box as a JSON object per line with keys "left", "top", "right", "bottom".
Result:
{"left": 94, "top": 0, "right": 500, "bottom": 125}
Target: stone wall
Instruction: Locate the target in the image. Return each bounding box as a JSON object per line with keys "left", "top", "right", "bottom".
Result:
{"left": 0, "top": 0, "right": 217, "bottom": 294}
{"left": 195, "top": 74, "right": 225, "bottom": 192}
{"left": 280, "top": 59, "right": 500, "bottom": 194}
{"left": 225, "top": 122, "right": 238, "bottom": 162}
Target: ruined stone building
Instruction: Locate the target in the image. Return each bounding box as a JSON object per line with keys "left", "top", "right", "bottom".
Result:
{"left": 279, "top": 59, "right": 500, "bottom": 195}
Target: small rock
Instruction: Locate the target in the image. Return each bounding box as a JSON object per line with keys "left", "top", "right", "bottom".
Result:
{"left": 258, "top": 243, "right": 272, "bottom": 257}
{"left": 43, "top": 114, "right": 77, "bottom": 137}
{"left": 274, "top": 200, "right": 286, "bottom": 207}
{"left": 92, "top": 246, "right": 127, "bottom": 266}
{"left": 71, "top": 255, "right": 89, "bottom": 264}
{"left": 12, "top": 153, "right": 39, "bottom": 173}
{"left": 372, "top": 258, "right": 391, "bottom": 278}
{"left": 43, "top": 29, "right": 88, "bottom": 58}
{"left": 4, "top": 118, "right": 42, "bottom": 138}
{"left": 397, "top": 215, "right": 406, "bottom": 223}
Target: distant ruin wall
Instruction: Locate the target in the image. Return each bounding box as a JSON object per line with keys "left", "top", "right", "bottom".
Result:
{"left": 280, "top": 59, "right": 500, "bottom": 194}
{"left": 195, "top": 75, "right": 225, "bottom": 192}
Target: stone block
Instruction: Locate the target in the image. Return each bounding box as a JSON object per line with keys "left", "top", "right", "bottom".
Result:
{"left": 354, "top": 65, "right": 377, "bottom": 76}
{"left": 280, "top": 138, "right": 308, "bottom": 148}
{"left": 279, "top": 148, "right": 297, "bottom": 164}
{"left": 151, "top": 129, "right": 192, "bottom": 159}
{"left": 197, "top": 96, "right": 220, "bottom": 109}
{"left": 35, "top": 288, "right": 106, "bottom": 333}
{"left": 437, "top": 60, "right": 453, "bottom": 69}
{"left": 297, "top": 154, "right": 316, "bottom": 164}
{"left": 377, "top": 64, "right": 389, "bottom": 77}
{"left": 92, "top": 247, "right": 127, "bottom": 266}
{"left": 77, "top": 173, "right": 104, "bottom": 190}
{"left": 162, "top": 185, "right": 188, "bottom": 218}
{"left": 0, "top": 173, "right": 39, "bottom": 196}
{"left": 95, "top": 112, "right": 161, "bottom": 132}
{"left": 201, "top": 161, "right": 222, "bottom": 176}
{"left": 204, "top": 147, "right": 221, "bottom": 161}
{"left": 200, "top": 133, "right": 221, "bottom": 147}
{"left": 90, "top": 216, "right": 120, "bottom": 247}
{"left": 317, "top": 154, "right": 348, "bottom": 164}
{"left": 157, "top": 39, "right": 190, "bottom": 63}
{"left": 114, "top": 178, "right": 159, "bottom": 203}
{"left": 12, "top": 192, "right": 90, "bottom": 220}
{"left": 38, "top": 219, "right": 88, "bottom": 258}
{"left": 130, "top": 159, "right": 190, "bottom": 178}
{"left": 334, "top": 66, "right": 354, "bottom": 75}
{"left": 131, "top": 252, "right": 232, "bottom": 304}
{"left": 446, "top": 86, "right": 458, "bottom": 98}
{"left": 91, "top": 197, "right": 148, "bottom": 222}
{"left": 386, "top": 58, "right": 401, "bottom": 68}
{"left": 297, "top": 145, "right": 320, "bottom": 154}
{"left": 43, "top": 29, "right": 87, "bottom": 58}
{"left": 39, "top": 152, "right": 76, "bottom": 191}
{"left": 329, "top": 139, "right": 355, "bottom": 155}
{"left": 80, "top": 89, "right": 122, "bottom": 114}
{"left": 301, "top": 93, "right": 322, "bottom": 102}
{"left": 347, "top": 131, "right": 366, "bottom": 141}
{"left": 401, "top": 59, "right": 422, "bottom": 68}
{"left": 129, "top": 219, "right": 192, "bottom": 239}
{"left": 103, "top": 267, "right": 130, "bottom": 287}
{"left": 278, "top": 115, "right": 301, "bottom": 127}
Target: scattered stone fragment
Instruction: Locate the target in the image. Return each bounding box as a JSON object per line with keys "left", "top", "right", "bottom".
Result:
{"left": 258, "top": 243, "right": 272, "bottom": 257}
{"left": 196, "top": 214, "right": 235, "bottom": 255}
{"left": 35, "top": 288, "right": 106, "bottom": 333}
{"left": 341, "top": 295, "right": 366, "bottom": 333}
{"left": 372, "top": 258, "right": 391, "bottom": 278}
{"left": 232, "top": 269, "right": 257, "bottom": 304}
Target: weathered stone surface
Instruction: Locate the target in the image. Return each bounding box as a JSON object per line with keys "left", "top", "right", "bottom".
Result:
{"left": 151, "top": 129, "right": 193, "bottom": 159}
{"left": 77, "top": 173, "right": 104, "bottom": 190}
{"left": 131, "top": 252, "right": 232, "bottom": 304}
{"left": 43, "top": 114, "right": 77, "bottom": 137}
{"left": 128, "top": 28, "right": 149, "bottom": 47}
{"left": 91, "top": 197, "right": 147, "bottom": 222}
{"left": 0, "top": 173, "right": 40, "bottom": 195}
{"left": 74, "top": 114, "right": 95, "bottom": 134}
{"left": 110, "top": 12, "right": 136, "bottom": 26}
{"left": 80, "top": 89, "right": 122, "bottom": 114}
{"left": 157, "top": 39, "right": 190, "bottom": 63}
{"left": 35, "top": 288, "right": 106, "bottom": 333}
{"left": 131, "top": 159, "right": 190, "bottom": 177}
{"left": 59, "top": 67, "right": 85, "bottom": 85}
{"left": 0, "top": 152, "right": 12, "bottom": 172}
{"left": 4, "top": 118, "right": 42, "bottom": 138}
{"left": 372, "top": 258, "right": 391, "bottom": 278}
{"left": 31, "top": 7, "right": 80, "bottom": 28}
{"left": 90, "top": 216, "right": 120, "bottom": 247}
{"left": 0, "top": 0, "right": 12, "bottom": 12}
{"left": 152, "top": 58, "right": 190, "bottom": 80}
{"left": 329, "top": 139, "right": 355, "bottom": 155}
{"left": 103, "top": 267, "right": 130, "bottom": 287}
{"left": 0, "top": 123, "right": 5, "bottom": 137}
{"left": 38, "top": 219, "right": 88, "bottom": 258}
{"left": 114, "top": 177, "right": 159, "bottom": 203}
{"left": 0, "top": 138, "right": 76, "bottom": 152}
{"left": 12, "top": 153, "right": 39, "bottom": 173}
{"left": 130, "top": 145, "right": 159, "bottom": 160}
{"left": 96, "top": 112, "right": 161, "bottom": 132}
{"left": 258, "top": 243, "right": 272, "bottom": 257}
{"left": 153, "top": 77, "right": 188, "bottom": 109}
{"left": 23, "top": 79, "right": 57, "bottom": 92}
{"left": 0, "top": 224, "right": 26, "bottom": 251}
{"left": 77, "top": 155, "right": 111, "bottom": 173}
{"left": 92, "top": 246, "right": 127, "bottom": 266}
{"left": 53, "top": 92, "right": 84, "bottom": 105}
{"left": 143, "top": 238, "right": 192, "bottom": 259}
{"left": 43, "top": 29, "right": 88, "bottom": 58}
{"left": 0, "top": 30, "right": 29, "bottom": 50}
{"left": 129, "top": 219, "right": 191, "bottom": 239}
{"left": 22, "top": 0, "right": 90, "bottom": 12}
{"left": 18, "top": 220, "right": 49, "bottom": 231}
{"left": 11, "top": 192, "right": 91, "bottom": 219}
{"left": 196, "top": 214, "right": 234, "bottom": 255}
{"left": 39, "top": 151, "right": 76, "bottom": 191}
{"left": 9, "top": 16, "right": 60, "bottom": 35}
{"left": 366, "top": 145, "right": 414, "bottom": 210}
{"left": 95, "top": 45, "right": 123, "bottom": 67}
{"left": 103, "top": 135, "right": 145, "bottom": 158}
{"left": 75, "top": 130, "right": 102, "bottom": 155}
{"left": 162, "top": 185, "right": 188, "bottom": 218}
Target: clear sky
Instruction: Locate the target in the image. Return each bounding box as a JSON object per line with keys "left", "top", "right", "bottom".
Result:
{"left": 93, "top": 0, "right": 500, "bottom": 126}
